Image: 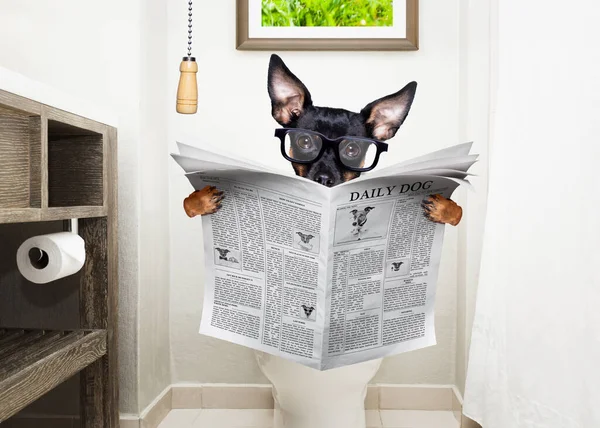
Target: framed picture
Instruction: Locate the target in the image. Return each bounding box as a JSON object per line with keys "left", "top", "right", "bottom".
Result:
{"left": 236, "top": 0, "right": 418, "bottom": 51}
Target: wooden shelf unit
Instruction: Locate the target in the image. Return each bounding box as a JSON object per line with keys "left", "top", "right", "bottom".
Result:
{"left": 0, "top": 89, "right": 118, "bottom": 427}
{"left": 0, "top": 329, "right": 107, "bottom": 422}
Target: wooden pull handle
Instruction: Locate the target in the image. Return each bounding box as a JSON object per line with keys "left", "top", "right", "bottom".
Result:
{"left": 176, "top": 57, "right": 198, "bottom": 114}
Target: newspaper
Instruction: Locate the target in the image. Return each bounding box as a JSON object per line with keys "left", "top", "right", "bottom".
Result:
{"left": 171, "top": 141, "right": 477, "bottom": 370}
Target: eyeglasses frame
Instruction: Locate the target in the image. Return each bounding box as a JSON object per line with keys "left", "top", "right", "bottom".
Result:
{"left": 274, "top": 128, "right": 388, "bottom": 172}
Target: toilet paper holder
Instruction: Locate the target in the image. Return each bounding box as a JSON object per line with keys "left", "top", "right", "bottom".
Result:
{"left": 62, "top": 218, "right": 79, "bottom": 235}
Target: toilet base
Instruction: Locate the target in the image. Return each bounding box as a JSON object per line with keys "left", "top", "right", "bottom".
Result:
{"left": 255, "top": 351, "right": 382, "bottom": 428}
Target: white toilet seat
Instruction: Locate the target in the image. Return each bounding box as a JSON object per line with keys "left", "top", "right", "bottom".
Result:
{"left": 255, "top": 351, "right": 382, "bottom": 428}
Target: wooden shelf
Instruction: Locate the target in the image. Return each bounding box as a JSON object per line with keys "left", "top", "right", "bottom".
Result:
{"left": 0, "top": 206, "right": 108, "bottom": 224}
{"left": 0, "top": 89, "right": 118, "bottom": 426}
{"left": 48, "top": 118, "right": 105, "bottom": 208}
{"left": 0, "top": 104, "right": 42, "bottom": 210}
{"left": 0, "top": 208, "right": 41, "bottom": 224}
{"left": 0, "top": 91, "right": 109, "bottom": 213}
{"left": 0, "top": 329, "right": 107, "bottom": 422}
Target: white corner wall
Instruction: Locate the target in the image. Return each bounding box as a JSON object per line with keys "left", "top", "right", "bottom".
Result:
{"left": 168, "top": 0, "right": 464, "bottom": 385}
{"left": 138, "top": 0, "right": 172, "bottom": 412}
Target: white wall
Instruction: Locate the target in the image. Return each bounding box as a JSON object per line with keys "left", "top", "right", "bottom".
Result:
{"left": 138, "top": 0, "right": 172, "bottom": 411}
{"left": 168, "top": 0, "right": 463, "bottom": 385}
{"left": 0, "top": 0, "right": 171, "bottom": 414}
{"left": 0, "top": 0, "right": 490, "bottom": 411}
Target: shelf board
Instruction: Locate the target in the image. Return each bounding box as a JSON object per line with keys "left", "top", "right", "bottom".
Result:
{"left": 42, "top": 206, "right": 107, "bottom": 221}
{"left": 0, "top": 208, "right": 41, "bottom": 224}
{"left": 0, "top": 329, "right": 106, "bottom": 422}
{"left": 0, "top": 206, "right": 107, "bottom": 224}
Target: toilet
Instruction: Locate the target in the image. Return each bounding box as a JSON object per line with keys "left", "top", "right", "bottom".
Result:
{"left": 255, "top": 351, "right": 382, "bottom": 428}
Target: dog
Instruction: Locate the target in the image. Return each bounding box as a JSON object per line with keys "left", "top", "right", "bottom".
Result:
{"left": 391, "top": 261, "right": 404, "bottom": 272}
{"left": 301, "top": 304, "right": 315, "bottom": 319}
{"left": 350, "top": 206, "right": 374, "bottom": 240}
{"left": 215, "top": 248, "right": 230, "bottom": 260}
{"left": 296, "top": 232, "right": 315, "bottom": 250}
{"left": 215, "top": 248, "right": 238, "bottom": 263}
{"left": 182, "top": 55, "right": 463, "bottom": 226}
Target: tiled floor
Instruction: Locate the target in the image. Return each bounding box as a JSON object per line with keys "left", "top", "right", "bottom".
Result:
{"left": 157, "top": 409, "right": 459, "bottom": 428}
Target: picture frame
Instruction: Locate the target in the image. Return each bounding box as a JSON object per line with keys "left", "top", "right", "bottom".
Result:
{"left": 236, "top": 0, "right": 418, "bottom": 51}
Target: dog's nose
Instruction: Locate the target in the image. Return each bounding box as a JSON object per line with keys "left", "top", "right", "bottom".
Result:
{"left": 314, "top": 172, "right": 334, "bottom": 187}
{"left": 352, "top": 222, "right": 357, "bottom": 226}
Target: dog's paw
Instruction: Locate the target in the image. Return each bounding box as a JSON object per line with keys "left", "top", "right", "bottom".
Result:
{"left": 421, "top": 194, "right": 463, "bottom": 226}
{"left": 183, "top": 186, "right": 224, "bottom": 218}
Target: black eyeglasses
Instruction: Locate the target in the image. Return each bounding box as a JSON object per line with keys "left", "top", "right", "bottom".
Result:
{"left": 275, "top": 128, "right": 388, "bottom": 172}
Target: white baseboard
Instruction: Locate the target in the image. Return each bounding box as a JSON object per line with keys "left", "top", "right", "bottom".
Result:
{"left": 452, "top": 385, "right": 464, "bottom": 424}
{"left": 138, "top": 386, "right": 172, "bottom": 428}
{"left": 120, "top": 414, "right": 142, "bottom": 428}
{"left": 5, "top": 384, "right": 479, "bottom": 428}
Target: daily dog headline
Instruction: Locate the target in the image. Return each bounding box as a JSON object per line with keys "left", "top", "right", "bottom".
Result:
{"left": 348, "top": 180, "right": 434, "bottom": 202}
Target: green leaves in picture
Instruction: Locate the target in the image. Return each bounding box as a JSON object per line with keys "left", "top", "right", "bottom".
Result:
{"left": 261, "top": 0, "right": 394, "bottom": 27}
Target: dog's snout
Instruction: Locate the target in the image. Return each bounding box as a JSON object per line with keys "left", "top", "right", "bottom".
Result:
{"left": 352, "top": 222, "right": 357, "bottom": 226}
{"left": 314, "top": 172, "right": 334, "bottom": 187}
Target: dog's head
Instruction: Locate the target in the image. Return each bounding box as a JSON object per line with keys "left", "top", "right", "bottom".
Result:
{"left": 215, "top": 248, "right": 230, "bottom": 258}
{"left": 301, "top": 304, "right": 315, "bottom": 318}
{"left": 350, "top": 206, "right": 375, "bottom": 227}
{"left": 296, "top": 231, "right": 315, "bottom": 244}
{"left": 268, "top": 54, "right": 417, "bottom": 187}
{"left": 391, "top": 261, "right": 404, "bottom": 271}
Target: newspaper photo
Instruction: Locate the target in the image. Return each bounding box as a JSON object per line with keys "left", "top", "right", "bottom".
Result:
{"left": 171, "top": 141, "right": 477, "bottom": 370}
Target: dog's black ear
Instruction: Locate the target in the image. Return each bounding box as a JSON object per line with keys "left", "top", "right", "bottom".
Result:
{"left": 361, "top": 81, "right": 417, "bottom": 140}
{"left": 364, "top": 206, "right": 375, "bottom": 212}
{"left": 350, "top": 209, "right": 358, "bottom": 215}
{"left": 268, "top": 54, "right": 313, "bottom": 126}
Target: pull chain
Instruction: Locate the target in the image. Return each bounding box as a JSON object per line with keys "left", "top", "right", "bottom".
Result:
{"left": 176, "top": 0, "right": 198, "bottom": 114}
{"left": 187, "top": 0, "right": 193, "bottom": 57}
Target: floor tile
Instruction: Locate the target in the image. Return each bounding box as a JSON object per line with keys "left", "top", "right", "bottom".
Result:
{"left": 380, "top": 410, "right": 458, "bottom": 428}
{"left": 366, "top": 410, "right": 382, "bottom": 427}
{"left": 158, "top": 409, "right": 202, "bottom": 427}
{"left": 160, "top": 409, "right": 458, "bottom": 428}
{"left": 193, "top": 409, "right": 273, "bottom": 427}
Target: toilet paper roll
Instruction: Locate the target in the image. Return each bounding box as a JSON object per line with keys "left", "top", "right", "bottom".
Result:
{"left": 16, "top": 232, "right": 86, "bottom": 284}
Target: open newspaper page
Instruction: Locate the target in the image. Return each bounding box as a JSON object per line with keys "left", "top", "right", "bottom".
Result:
{"left": 172, "top": 142, "right": 476, "bottom": 370}
{"left": 321, "top": 174, "right": 459, "bottom": 370}
{"left": 184, "top": 170, "right": 330, "bottom": 369}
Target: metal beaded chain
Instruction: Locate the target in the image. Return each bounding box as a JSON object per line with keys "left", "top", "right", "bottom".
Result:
{"left": 187, "top": 0, "right": 193, "bottom": 57}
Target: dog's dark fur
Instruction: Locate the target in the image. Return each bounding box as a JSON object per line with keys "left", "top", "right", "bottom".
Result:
{"left": 183, "top": 54, "right": 463, "bottom": 227}
{"left": 268, "top": 54, "right": 416, "bottom": 187}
